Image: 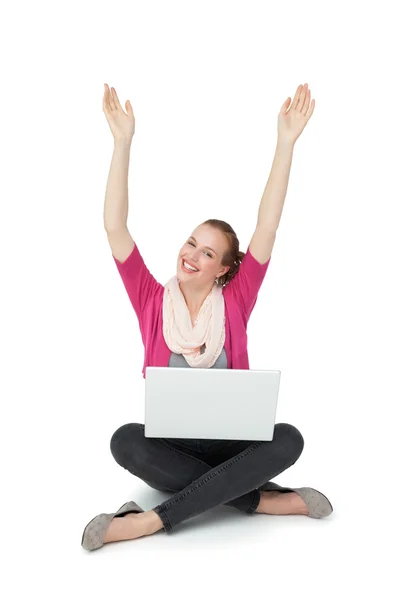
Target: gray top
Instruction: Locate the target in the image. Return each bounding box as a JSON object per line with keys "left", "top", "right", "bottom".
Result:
{"left": 168, "top": 344, "right": 228, "bottom": 369}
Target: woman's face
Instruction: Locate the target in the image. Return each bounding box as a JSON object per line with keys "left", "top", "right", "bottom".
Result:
{"left": 176, "top": 225, "right": 231, "bottom": 285}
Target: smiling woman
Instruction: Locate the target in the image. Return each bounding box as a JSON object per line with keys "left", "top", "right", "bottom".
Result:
{"left": 172, "top": 219, "right": 248, "bottom": 332}
{"left": 81, "top": 82, "right": 333, "bottom": 553}
{"left": 177, "top": 219, "right": 245, "bottom": 289}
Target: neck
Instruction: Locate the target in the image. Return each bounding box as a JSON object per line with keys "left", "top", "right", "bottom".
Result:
{"left": 178, "top": 280, "right": 215, "bottom": 313}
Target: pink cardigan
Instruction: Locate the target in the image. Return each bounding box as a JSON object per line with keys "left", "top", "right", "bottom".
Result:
{"left": 113, "top": 243, "right": 271, "bottom": 378}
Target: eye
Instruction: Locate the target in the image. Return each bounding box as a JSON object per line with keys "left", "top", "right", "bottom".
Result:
{"left": 188, "top": 241, "right": 212, "bottom": 258}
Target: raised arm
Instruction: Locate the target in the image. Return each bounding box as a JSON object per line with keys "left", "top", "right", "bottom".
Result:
{"left": 249, "top": 82, "right": 315, "bottom": 264}
{"left": 103, "top": 83, "right": 137, "bottom": 262}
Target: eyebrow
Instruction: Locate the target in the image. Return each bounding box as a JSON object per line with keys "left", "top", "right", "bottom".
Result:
{"left": 189, "top": 236, "right": 217, "bottom": 255}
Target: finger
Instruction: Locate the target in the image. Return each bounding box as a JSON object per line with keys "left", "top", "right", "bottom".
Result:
{"left": 103, "top": 83, "right": 108, "bottom": 111}
{"left": 298, "top": 83, "right": 307, "bottom": 112}
{"left": 103, "top": 83, "right": 113, "bottom": 112}
{"left": 306, "top": 98, "right": 315, "bottom": 121}
{"left": 111, "top": 87, "right": 124, "bottom": 112}
{"left": 108, "top": 86, "right": 116, "bottom": 111}
{"left": 301, "top": 88, "right": 311, "bottom": 115}
{"left": 291, "top": 84, "right": 303, "bottom": 110}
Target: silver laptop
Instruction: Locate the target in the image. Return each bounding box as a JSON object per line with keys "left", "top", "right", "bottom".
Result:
{"left": 144, "top": 367, "right": 281, "bottom": 441}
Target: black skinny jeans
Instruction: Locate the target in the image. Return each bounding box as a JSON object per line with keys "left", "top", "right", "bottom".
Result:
{"left": 110, "top": 422, "right": 304, "bottom": 534}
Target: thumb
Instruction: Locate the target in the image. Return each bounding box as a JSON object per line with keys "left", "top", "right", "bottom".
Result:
{"left": 280, "top": 97, "right": 291, "bottom": 114}
{"left": 125, "top": 99, "right": 132, "bottom": 114}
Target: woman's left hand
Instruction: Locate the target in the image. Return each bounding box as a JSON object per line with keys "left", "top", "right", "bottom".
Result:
{"left": 277, "top": 83, "right": 315, "bottom": 145}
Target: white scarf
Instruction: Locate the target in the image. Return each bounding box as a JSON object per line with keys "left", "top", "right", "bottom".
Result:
{"left": 162, "top": 275, "right": 226, "bottom": 368}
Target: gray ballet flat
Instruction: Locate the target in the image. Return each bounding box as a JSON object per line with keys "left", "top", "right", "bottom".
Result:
{"left": 259, "top": 481, "right": 333, "bottom": 519}
{"left": 81, "top": 500, "right": 144, "bottom": 551}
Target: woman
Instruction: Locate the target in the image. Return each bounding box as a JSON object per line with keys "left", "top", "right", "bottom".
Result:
{"left": 82, "top": 82, "right": 333, "bottom": 551}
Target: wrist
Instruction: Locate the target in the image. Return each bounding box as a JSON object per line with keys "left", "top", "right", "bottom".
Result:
{"left": 277, "top": 135, "right": 296, "bottom": 149}
{"left": 114, "top": 136, "right": 133, "bottom": 148}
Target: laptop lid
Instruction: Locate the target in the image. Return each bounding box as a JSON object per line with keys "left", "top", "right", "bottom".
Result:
{"left": 144, "top": 367, "right": 281, "bottom": 442}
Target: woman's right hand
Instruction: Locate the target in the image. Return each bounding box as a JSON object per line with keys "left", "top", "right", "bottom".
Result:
{"left": 103, "top": 83, "right": 135, "bottom": 142}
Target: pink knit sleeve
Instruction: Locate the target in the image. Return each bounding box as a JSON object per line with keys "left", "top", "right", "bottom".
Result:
{"left": 113, "top": 243, "right": 164, "bottom": 321}
{"left": 228, "top": 244, "right": 271, "bottom": 321}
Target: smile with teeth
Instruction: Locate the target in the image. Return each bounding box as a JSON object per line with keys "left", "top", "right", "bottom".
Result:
{"left": 182, "top": 259, "right": 199, "bottom": 272}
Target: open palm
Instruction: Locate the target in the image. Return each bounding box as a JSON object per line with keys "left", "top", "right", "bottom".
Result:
{"left": 278, "top": 83, "right": 315, "bottom": 144}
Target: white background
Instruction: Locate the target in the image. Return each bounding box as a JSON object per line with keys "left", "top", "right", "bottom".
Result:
{"left": 2, "top": 0, "right": 399, "bottom": 597}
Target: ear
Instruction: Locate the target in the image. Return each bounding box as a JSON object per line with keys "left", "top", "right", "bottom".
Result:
{"left": 219, "top": 265, "right": 231, "bottom": 277}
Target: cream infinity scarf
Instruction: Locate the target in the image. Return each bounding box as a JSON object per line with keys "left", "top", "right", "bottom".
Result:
{"left": 162, "top": 275, "right": 226, "bottom": 368}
